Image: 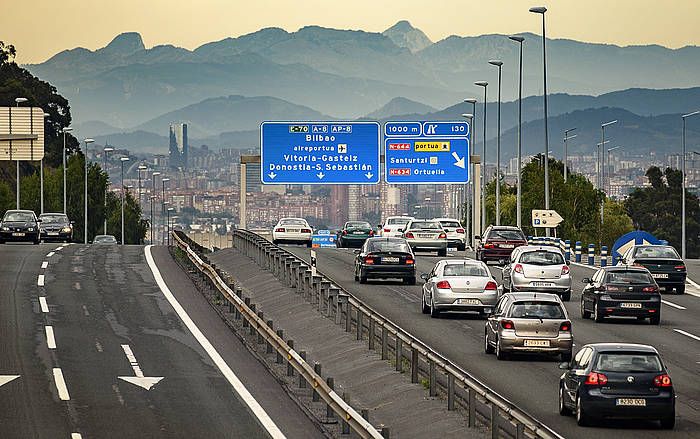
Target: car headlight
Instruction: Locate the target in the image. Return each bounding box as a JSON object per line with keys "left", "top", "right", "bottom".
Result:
{"left": 62, "top": 227, "right": 72, "bottom": 233}
{"left": 600, "top": 294, "right": 613, "bottom": 301}
{"left": 1, "top": 226, "right": 8, "bottom": 231}
{"left": 28, "top": 227, "right": 34, "bottom": 232}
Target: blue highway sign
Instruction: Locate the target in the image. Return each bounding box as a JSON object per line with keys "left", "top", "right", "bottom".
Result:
{"left": 261, "top": 121, "right": 380, "bottom": 184}
{"left": 384, "top": 121, "right": 470, "bottom": 184}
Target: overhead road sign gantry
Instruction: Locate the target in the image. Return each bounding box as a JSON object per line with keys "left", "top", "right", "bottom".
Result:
{"left": 261, "top": 121, "right": 380, "bottom": 184}
{"left": 384, "top": 121, "right": 470, "bottom": 184}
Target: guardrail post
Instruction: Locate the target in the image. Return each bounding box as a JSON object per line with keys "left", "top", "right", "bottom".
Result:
{"left": 395, "top": 337, "right": 403, "bottom": 372}
{"left": 361, "top": 409, "right": 369, "bottom": 421}
{"left": 243, "top": 298, "right": 251, "bottom": 328}
{"left": 341, "top": 392, "right": 351, "bottom": 435}
{"left": 328, "top": 287, "right": 339, "bottom": 317}
{"left": 287, "top": 340, "right": 295, "bottom": 376}
{"left": 312, "top": 363, "right": 321, "bottom": 402}
{"left": 266, "top": 320, "right": 274, "bottom": 354}
{"left": 326, "top": 377, "right": 335, "bottom": 419}
{"left": 601, "top": 245, "right": 608, "bottom": 267}
{"left": 256, "top": 311, "right": 265, "bottom": 344}
{"left": 565, "top": 239, "right": 571, "bottom": 262}
{"left": 516, "top": 423, "right": 525, "bottom": 439}
{"left": 368, "top": 318, "right": 376, "bottom": 350}
{"left": 336, "top": 294, "right": 348, "bottom": 325}
{"left": 356, "top": 310, "right": 363, "bottom": 341}
{"left": 491, "top": 405, "right": 499, "bottom": 439}
{"left": 276, "top": 330, "right": 284, "bottom": 363}
{"left": 468, "top": 388, "right": 476, "bottom": 427}
{"left": 429, "top": 360, "right": 437, "bottom": 397}
{"left": 588, "top": 243, "right": 595, "bottom": 266}
{"left": 575, "top": 241, "right": 582, "bottom": 263}
{"left": 319, "top": 280, "right": 331, "bottom": 312}
{"left": 345, "top": 303, "right": 352, "bottom": 333}
{"left": 447, "top": 374, "right": 455, "bottom": 410}
{"left": 249, "top": 304, "right": 256, "bottom": 335}
{"left": 410, "top": 348, "right": 418, "bottom": 383}
{"left": 380, "top": 426, "right": 390, "bottom": 438}
{"left": 381, "top": 326, "right": 388, "bottom": 360}
{"left": 299, "top": 351, "right": 307, "bottom": 389}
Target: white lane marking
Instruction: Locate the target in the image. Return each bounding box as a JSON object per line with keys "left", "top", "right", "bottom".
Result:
{"left": 52, "top": 368, "right": 70, "bottom": 400}
{"left": 144, "top": 245, "right": 286, "bottom": 438}
{"left": 121, "top": 344, "right": 145, "bottom": 377}
{"left": 39, "top": 296, "right": 49, "bottom": 313}
{"left": 674, "top": 328, "right": 700, "bottom": 342}
{"left": 117, "top": 344, "right": 164, "bottom": 390}
{"left": 0, "top": 375, "right": 21, "bottom": 387}
{"left": 571, "top": 261, "right": 596, "bottom": 270}
{"left": 41, "top": 261, "right": 48, "bottom": 269}
{"left": 45, "top": 326, "right": 56, "bottom": 349}
{"left": 662, "top": 300, "right": 686, "bottom": 310}
{"left": 55, "top": 246, "right": 64, "bottom": 251}
{"left": 37, "top": 274, "right": 45, "bottom": 287}
{"left": 684, "top": 277, "right": 700, "bottom": 298}
{"left": 46, "top": 252, "right": 55, "bottom": 257}
{"left": 72, "top": 434, "right": 83, "bottom": 439}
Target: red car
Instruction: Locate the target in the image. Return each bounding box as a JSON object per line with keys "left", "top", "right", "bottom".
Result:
{"left": 476, "top": 225, "right": 527, "bottom": 264}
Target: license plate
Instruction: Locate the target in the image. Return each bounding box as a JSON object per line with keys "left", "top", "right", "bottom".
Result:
{"left": 524, "top": 339, "right": 550, "bottom": 347}
{"left": 12, "top": 232, "right": 25, "bottom": 237}
{"left": 351, "top": 231, "right": 365, "bottom": 235}
{"left": 382, "top": 257, "right": 399, "bottom": 263}
{"left": 499, "top": 244, "right": 514, "bottom": 249}
{"left": 652, "top": 273, "right": 669, "bottom": 279}
{"left": 456, "top": 298, "right": 481, "bottom": 305}
{"left": 621, "top": 302, "right": 642, "bottom": 308}
{"left": 287, "top": 229, "right": 300, "bottom": 233}
{"left": 531, "top": 282, "right": 554, "bottom": 287}
{"left": 448, "top": 247, "right": 457, "bottom": 252}
{"left": 616, "top": 398, "right": 646, "bottom": 407}
{"left": 419, "top": 234, "right": 434, "bottom": 238}
{"left": 48, "top": 232, "right": 59, "bottom": 236}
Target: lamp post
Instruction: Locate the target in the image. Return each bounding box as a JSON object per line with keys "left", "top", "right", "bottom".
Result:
{"left": 83, "top": 138, "right": 95, "bottom": 243}
{"left": 120, "top": 157, "right": 130, "bottom": 244}
{"left": 151, "top": 172, "right": 160, "bottom": 243}
{"left": 600, "top": 120, "right": 617, "bottom": 230}
{"left": 563, "top": 129, "right": 577, "bottom": 183}
{"left": 508, "top": 35, "right": 525, "bottom": 229}
{"left": 161, "top": 178, "right": 170, "bottom": 245}
{"left": 167, "top": 207, "right": 175, "bottom": 246}
{"left": 463, "top": 99, "right": 477, "bottom": 238}
{"left": 606, "top": 146, "right": 622, "bottom": 197}
{"left": 149, "top": 195, "right": 156, "bottom": 244}
{"left": 40, "top": 112, "right": 51, "bottom": 214}
{"left": 137, "top": 165, "right": 148, "bottom": 212}
{"left": 103, "top": 147, "right": 114, "bottom": 234}
{"left": 474, "top": 81, "right": 488, "bottom": 230}
{"left": 461, "top": 112, "right": 474, "bottom": 244}
{"left": 61, "top": 127, "right": 72, "bottom": 213}
{"left": 682, "top": 111, "right": 700, "bottom": 259}
{"left": 488, "top": 60, "right": 504, "bottom": 225}
{"left": 14, "top": 97, "right": 28, "bottom": 208}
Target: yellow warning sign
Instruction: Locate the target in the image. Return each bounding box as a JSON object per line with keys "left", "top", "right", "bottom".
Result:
{"left": 415, "top": 141, "right": 450, "bottom": 152}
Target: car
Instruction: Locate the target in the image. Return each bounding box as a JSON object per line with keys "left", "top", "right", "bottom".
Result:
{"left": 0, "top": 210, "right": 41, "bottom": 244}
{"left": 475, "top": 225, "right": 527, "bottom": 264}
{"left": 420, "top": 259, "right": 498, "bottom": 318}
{"left": 378, "top": 216, "right": 415, "bottom": 238}
{"left": 272, "top": 218, "right": 313, "bottom": 247}
{"left": 402, "top": 219, "right": 448, "bottom": 256}
{"left": 485, "top": 292, "right": 573, "bottom": 361}
{"left": 336, "top": 221, "right": 375, "bottom": 248}
{"left": 502, "top": 246, "right": 572, "bottom": 301}
{"left": 558, "top": 343, "right": 675, "bottom": 429}
{"left": 618, "top": 245, "right": 686, "bottom": 294}
{"left": 39, "top": 213, "right": 73, "bottom": 243}
{"left": 354, "top": 237, "right": 416, "bottom": 284}
{"left": 580, "top": 266, "right": 662, "bottom": 324}
{"left": 432, "top": 217, "right": 467, "bottom": 251}
{"left": 93, "top": 235, "right": 118, "bottom": 244}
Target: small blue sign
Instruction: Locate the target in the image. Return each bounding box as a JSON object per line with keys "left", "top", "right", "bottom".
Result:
{"left": 317, "top": 229, "right": 331, "bottom": 235}
{"left": 384, "top": 121, "right": 470, "bottom": 184}
{"left": 261, "top": 121, "right": 380, "bottom": 185}
{"left": 312, "top": 234, "right": 336, "bottom": 248}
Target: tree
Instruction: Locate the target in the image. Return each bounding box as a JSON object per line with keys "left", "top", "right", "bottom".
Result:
{"left": 105, "top": 190, "right": 148, "bottom": 244}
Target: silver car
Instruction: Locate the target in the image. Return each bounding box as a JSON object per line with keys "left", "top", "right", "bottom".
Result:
{"left": 421, "top": 259, "right": 499, "bottom": 318}
{"left": 502, "top": 246, "right": 572, "bottom": 301}
{"left": 403, "top": 219, "right": 448, "bottom": 256}
{"left": 433, "top": 217, "right": 467, "bottom": 251}
{"left": 484, "top": 292, "right": 573, "bottom": 361}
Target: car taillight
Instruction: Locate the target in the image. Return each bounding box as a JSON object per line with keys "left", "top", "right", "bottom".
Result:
{"left": 275, "top": 227, "right": 285, "bottom": 232}
{"left": 606, "top": 285, "right": 623, "bottom": 292}
{"left": 514, "top": 264, "right": 523, "bottom": 274}
{"left": 364, "top": 257, "right": 374, "bottom": 265}
{"left": 383, "top": 228, "right": 391, "bottom": 233}
{"left": 674, "top": 265, "right": 686, "bottom": 270}
{"left": 484, "top": 243, "right": 495, "bottom": 249}
{"left": 633, "top": 262, "right": 645, "bottom": 268}
{"left": 438, "top": 233, "right": 447, "bottom": 239}
{"left": 405, "top": 258, "right": 414, "bottom": 265}
{"left": 559, "top": 321, "right": 571, "bottom": 332}
{"left": 456, "top": 228, "right": 465, "bottom": 234}
{"left": 369, "top": 230, "right": 374, "bottom": 236}
{"left": 301, "top": 228, "right": 311, "bottom": 233}
{"left": 642, "top": 286, "right": 659, "bottom": 293}
{"left": 561, "top": 265, "right": 570, "bottom": 275}
{"left": 436, "top": 280, "right": 451, "bottom": 289}
{"left": 585, "top": 372, "right": 608, "bottom": 386}
{"left": 484, "top": 281, "right": 497, "bottom": 291}
{"left": 342, "top": 230, "right": 348, "bottom": 235}
{"left": 653, "top": 374, "right": 672, "bottom": 387}
{"left": 500, "top": 320, "right": 515, "bottom": 330}
{"left": 405, "top": 232, "right": 415, "bottom": 239}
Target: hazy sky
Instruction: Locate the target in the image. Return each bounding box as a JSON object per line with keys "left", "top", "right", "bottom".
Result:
{"left": 4, "top": 0, "right": 700, "bottom": 64}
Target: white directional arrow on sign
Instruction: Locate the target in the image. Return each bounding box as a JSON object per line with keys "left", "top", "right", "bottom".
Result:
{"left": 617, "top": 238, "right": 652, "bottom": 259}
{"left": 268, "top": 172, "right": 276, "bottom": 180}
{"left": 117, "top": 345, "right": 163, "bottom": 391}
{"left": 365, "top": 172, "right": 373, "bottom": 180}
{"left": 0, "top": 375, "right": 20, "bottom": 388}
{"left": 451, "top": 152, "right": 466, "bottom": 169}
{"left": 317, "top": 172, "right": 325, "bottom": 180}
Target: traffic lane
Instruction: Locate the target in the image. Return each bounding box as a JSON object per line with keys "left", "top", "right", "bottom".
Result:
{"left": 48, "top": 244, "right": 272, "bottom": 438}
{"left": 0, "top": 243, "right": 71, "bottom": 439}
{"left": 285, "top": 246, "right": 697, "bottom": 438}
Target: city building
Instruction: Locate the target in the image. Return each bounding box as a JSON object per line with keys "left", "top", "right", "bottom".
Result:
{"left": 169, "top": 123, "right": 189, "bottom": 170}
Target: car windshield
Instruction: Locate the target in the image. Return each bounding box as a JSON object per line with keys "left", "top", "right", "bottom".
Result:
{"left": 346, "top": 222, "right": 370, "bottom": 229}
{"left": 442, "top": 264, "right": 488, "bottom": 277}
{"left": 280, "top": 219, "right": 307, "bottom": 226}
{"left": 606, "top": 271, "right": 653, "bottom": 284}
{"left": 94, "top": 236, "right": 116, "bottom": 243}
{"left": 488, "top": 229, "right": 524, "bottom": 240}
{"left": 368, "top": 240, "right": 411, "bottom": 253}
{"left": 3, "top": 212, "right": 34, "bottom": 222}
{"left": 520, "top": 250, "right": 564, "bottom": 265}
{"left": 633, "top": 246, "right": 679, "bottom": 259}
{"left": 40, "top": 214, "right": 68, "bottom": 224}
{"left": 409, "top": 221, "right": 441, "bottom": 230}
{"left": 387, "top": 218, "right": 411, "bottom": 225}
{"left": 510, "top": 301, "right": 565, "bottom": 319}
{"left": 594, "top": 353, "right": 663, "bottom": 373}
{"left": 439, "top": 221, "right": 461, "bottom": 228}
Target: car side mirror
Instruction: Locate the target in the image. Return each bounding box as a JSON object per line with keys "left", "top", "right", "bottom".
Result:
{"left": 558, "top": 362, "right": 570, "bottom": 370}
{"left": 581, "top": 278, "right": 591, "bottom": 284}
{"left": 70, "top": 221, "right": 75, "bottom": 225}
{"left": 420, "top": 273, "right": 429, "bottom": 281}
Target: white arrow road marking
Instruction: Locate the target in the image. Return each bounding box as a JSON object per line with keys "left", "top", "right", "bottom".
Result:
{"left": 41, "top": 261, "right": 48, "bottom": 269}
{"left": 268, "top": 172, "right": 276, "bottom": 180}
{"left": 317, "top": 172, "right": 325, "bottom": 179}
{"left": 674, "top": 329, "right": 700, "bottom": 342}
{"left": 117, "top": 344, "right": 164, "bottom": 390}
{"left": 72, "top": 434, "right": 83, "bottom": 439}
{"left": 39, "top": 296, "right": 49, "bottom": 313}
{"left": 53, "top": 368, "right": 70, "bottom": 400}
{"left": 451, "top": 152, "right": 466, "bottom": 169}
{"left": 661, "top": 300, "right": 686, "bottom": 310}
{"left": 0, "top": 375, "right": 20, "bottom": 388}
{"left": 45, "top": 326, "right": 56, "bottom": 349}
{"left": 37, "top": 274, "right": 45, "bottom": 287}
{"left": 365, "top": 172, "right": 374, "bottom": 180}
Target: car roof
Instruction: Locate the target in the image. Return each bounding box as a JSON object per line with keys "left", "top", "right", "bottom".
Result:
{"left": 584, "top": 343, "right": 658, "bottom": 354}
{"left": 367, "top": 236, "right": 406, "bottom": 241}
{"left": 442, "top": 259, "right": 484, "bottom": 265}
{"left": 432, "top": 217, "right": 460, "bottom": 222}
{"left": 601, "top": 266, "right": 649, "bottom": 272}
{"left": 515, "top": 245, "right": 563, "bottom": 253}
{"left": 279, "top": 217, "right": 306, "bottom": 221}
{"left": 39, "top": 212, "right": 67, "bottom": 216}
{"left": 4, "top": 209, "right": 34, "bottom": 214}
{"left": 488, "top": 225, "right": 522, "bottom": 230}
{"left": 504, "top": 292, "right": 561, "bottom": 302}
{"left": 387, "top": 216, "right": 414, "bottom": 219}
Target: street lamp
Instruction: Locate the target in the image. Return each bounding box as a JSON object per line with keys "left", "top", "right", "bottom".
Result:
{"left": 41, "top": 112, "right": 50, "bottom": 214}
{"left": 83, "top": 138, "right": 95, "bottom": 244}
{"left": 508, "top": 35, "right": 525, "bottom": 229}
{"left": 461, "top": 112, "right": 474, "bottom": 243}
{"left": 14, "top": 97, "right": 28, "bottom": 208}
{"left": 103, "top": 147, "right": 114, "bottom": 234}
{"left": 61, "top": 127, "right": 72, "bottom": 213}
{"left": 161, "top": 178, "right": 170, "bottom": 245}
{"left": 488, "top": 60, "right": 504, "bottom": 225}
{"left": 120, "top": 157, "right": 130, "bottom": 245}
{"left": 167, "top": 207, "right": 175, "bottom": 246}
{"left": 682, "top": 110, "right": 700, "bottom": 259}
{"left": 563, "top": 128, "right": 577, "bottom": 183}
{"left": 463, "top": 98, "right": 477, "bottom": 237}
{"left": 149, "top": 195, "right": 156, "bottom": 244}
{"left": 474, "top": 81, "right": 488, "bottom": 230}
{"left": 600, "top": 120, "right": 618, "bottom": 193}
{"left": 138, "top": 164, "right": 148, "bottom": 211}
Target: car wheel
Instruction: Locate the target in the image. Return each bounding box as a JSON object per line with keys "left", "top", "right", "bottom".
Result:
{"left": 457, "top": 243, "right": 466, "bottom": 251}
{"left": 660, "top": 413, "right": 676, "bottom": 430}
{"left": 676, "top": 285, "right": 685, "bottom": 295}
{"left": 561, "top": 290, "right": 571, "bottom": 302}
{"left": 359, "top": 269, "right": 367, "bottom": 284}
{"left": 33, "top": 239, "right": 40, "bottom": 245}
{"left": 576, "top": 394, "right": 591, "bottom": 426}
{"left": 650, "top": 314, "right": 661, "bottom": 325}
{"left": 0, "top": 240, "right": 4, "bottom": 244}
{"left": 429, "top": 296, "right": 440, "bottom": 318}
{"left": 495, "top": 338, "right": 509, "bottom": 360}
{"left": 484, "top": 330, "right": 495, "bottom": 354}
{"left": 437, "top": 248, "right": 447, "bottom": 257}
{"left": 580, "top": 298, "right": 591, "bottom": 319}
{"left": 272, "top": 239, "right": 279, "bottom": 245}
{"left": 354, "top": 266, "right": 359, "bottom": 281}
{"left": 593, "top": 301, "right": 604, "bottom": 323}
{"left": 559, "top": 385, "right": 572, "bottom": 416}
{"left": 306, "top": 241, "right": 312, "bottom": 248}
{"left": 561, "top": 350, "right": 572, "bottom": 363}
{"left": 421, "top": 293, "right": 430, "bottom": 314}
{"left": 404, "top": 276, "right": 416, "bottom": 285}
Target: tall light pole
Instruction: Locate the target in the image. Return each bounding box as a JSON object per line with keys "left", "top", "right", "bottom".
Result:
{"left": 461, "top": 112, "right": 474, "bottom": 244}
{"left": 474, "top": 81, "right": 488, "bottom": 230}
{"left": 149, "top": 195, "right": 156, "bottom": 244}
{"left": 120, "top": 157, "right": 130, "bottom": 244}
{"left": 463, "top": 99, "right": 477, "bottom": 240}
{"left": 61, "top": 127, "right": 72, "bottom": 213}
{"left": 83, "top": 138, "right": 95, "bottom": 243}
{"left": 488, "top": 60, "right": 504, "bottom": 225}
{"left": 151, "top": 171, "right": 160, "bottom": 243}
{"left": 607, "top": 146, "right": 622, "bottom": 197}
{"left": 563, "top": 128, "right": 577, "bottom": 183}
{"left": 600, "top": 120, "right": 617, "bottom": 228}
{"left": 14, "top": 97, "right": 28, "bottom": 208}
{"left": 167, "top": 207, "right": 175, "bottom": 246}
{"left": 138, "top": 165, "right": 148, "bottom": 212}
{"left": 682, "top": 111, "right": 700, "bottom": 259}
{"left": 161, "top": 178, "right": 170, "bottom": 245}
{"left": 41, "top": 113, "right": 50, "bottom": 214}
{"left": 103, "top": 147, "right": 114, "bottom": 234}
{"left": 529, "top": 6, "right": 551, "bottom": 236}
{"left": 508, "top": 35, "right": 525, "bottom": 229}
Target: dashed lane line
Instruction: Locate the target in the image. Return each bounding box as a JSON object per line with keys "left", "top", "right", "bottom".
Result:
{"left": 46, "top": 252, "right": 55, "bottom": 258}
{"left": 37, "top": 274, "right": 45, "bottom": 287}
{"left": 45, "top": 326, "right": 56, "bottom": 349}
{"left": 673, "top": 329, "right": 700, "bottom": 342}
{"left": 41, "top": 261, "right": 48, "bottom": 269}
{"left": 662, "top": 300, "right": 687, "bottom": 310}
{"left": 39, "top": 296, "right": 49, "bottom": 313}
{"left": 52, "top": 368, "right": 70, "bottom": 401}
{"left": 71, "top": 434, "right": 83, "bottom": 439}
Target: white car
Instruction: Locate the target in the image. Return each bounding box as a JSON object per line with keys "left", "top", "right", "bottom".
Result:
{"left": 272, "top": 218, "right": 313, "bottom": 247}
{"left": 379, "top": 216, "right": 415, "bottom": 238}
{"left": 433, "top": 217, "right": 467, "bottom": 251}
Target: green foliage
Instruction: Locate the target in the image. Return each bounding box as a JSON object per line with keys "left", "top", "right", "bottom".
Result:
{"left": 105, "top": 190, "right": 148, "bottom": 244}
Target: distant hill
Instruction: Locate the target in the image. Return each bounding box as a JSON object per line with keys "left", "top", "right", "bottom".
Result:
{"left": 365, "top": 97, "right": 436, "bottom": 119}
{"left": 74, "top": 120, "right": 123, "bottom": 139}
{"left": 92, "top": 130, "right": 167, "bottom": 153}
{"left": 382, "top": 21, "right": 432, "bottom": 53}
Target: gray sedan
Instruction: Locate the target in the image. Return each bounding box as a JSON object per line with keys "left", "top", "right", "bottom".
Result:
{"left": 403, "top": 219, "right": 448, "bottom": 256}
{"left": 502, "top": 246, "right": 572, "bottom": 301}
{"left": 421, "top": 259, "right": 499, "bottom": 318}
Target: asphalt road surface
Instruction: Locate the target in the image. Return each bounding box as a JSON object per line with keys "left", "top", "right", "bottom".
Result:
{"left": 282, "top": 244, "right": 700, "bottom": 439}
{"left": 0, "top": 242, "right": 323, "bottom": 439}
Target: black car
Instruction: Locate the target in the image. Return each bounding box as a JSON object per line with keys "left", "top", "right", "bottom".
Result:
{"left": 0, "top": 210, "right": 41, "bottom": 244}
{"left": 336, "top": 221, "right": 375, "bottom": 248}
{"left": 559, "top": 343, "right": 675, "bottom": 429}
{"left": 354, "top": 237, "right": 416, "bottom": 285}
{"left": 618, "top": 245, "right": 686, "bottom": 294}
{"left": 580, "top": 266, "right": 661, "bottom": 324}
{"left": 39, "top": 213, "right": 73, "bottom": 243}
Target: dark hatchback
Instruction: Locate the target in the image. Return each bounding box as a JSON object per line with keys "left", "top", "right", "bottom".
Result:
{"left": 559, "top": 343, "right": 675, "bottom": 429}
{"left": 580, "top": 267, "right": 661, "bottom": 324}
{"left": 476, "top": 225, "right": 527, "bottom": 264}
{"left": 39, "top": 213, "right": 73, "bottom": 242}
{"left": 354, "top": 237, "right": 416, "bottom": 285}
{"left": 336, "top": 221, "right": 375, "bottom": 248}
{"left": 618, "top": 245, "right": 686, "bottom": 294}
{"left": 0, "top": 210, "right": 41, "bottom": 244}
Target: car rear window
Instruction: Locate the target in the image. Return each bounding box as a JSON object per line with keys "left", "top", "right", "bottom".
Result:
{"left": 280, "top": 219, "right": 307, "bottom": 226}
{"left": 594, "top": 353, "right": 663, "bottom": 373}
{"left": 346, "top": 222, "right": 370, "bottom": 228}
{"left": 387, "top": 218, "right": 412, "bottom": 225}
{"left": 487, "top": 229, "right": 524, "bottom": 240}
{"left": 510, "top": 301, "right": 565, "bottom": 319}
{"left": 368, "top": 240, "right": 411, "bottom": 253}
{"left": 443, "top": 264, "right": 488, "bottom": 277}
{"left": 3, "top": 212, "right": 34, "bottom": 222}
{"left": 606, "top": 271, "right": 653, "bottom": 284}
{"left": 633, "top": 246, "right": 679, "bottom": 259}
{"left": 409, "top": 221, "right": 441, "bottom": 230}
{"left": 439, "top": 221, "right": 461, "bottom": 228}
{"left": 519, "top": 251, "right": 564, "bottom": 265}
